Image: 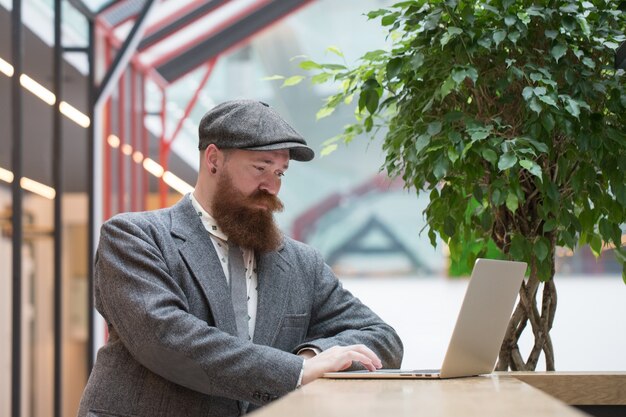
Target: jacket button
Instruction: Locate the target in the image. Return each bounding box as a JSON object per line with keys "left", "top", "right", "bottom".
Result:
{"left": 253, "top": 392, "right": 261, "bottom": 400}
{"left": 262, "top": 393, "right": 270, "bottom": 402}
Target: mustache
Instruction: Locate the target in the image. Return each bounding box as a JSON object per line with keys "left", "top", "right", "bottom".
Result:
{"left": 246, "top": 190, "right": 284, "bottom": 212}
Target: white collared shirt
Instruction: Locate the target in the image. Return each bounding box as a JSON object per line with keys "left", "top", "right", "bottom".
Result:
{"left": 189, "top": 193, "right": 258, "bottom": 340}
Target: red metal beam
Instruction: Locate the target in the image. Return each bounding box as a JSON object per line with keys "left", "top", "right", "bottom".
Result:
{"left": 130, "top": 63, "right": 138, "bottom": 212}
{"left": 103, "top": 28, "right": 112, "bottom": 221}
{"left": 141, "top": 73, "right": 148, "bottom": 211}
{"left": 118, "top": 70, "right": 126, "bottom": 214}
{"left": 164, "top": 59, "right": 216, "bottom": 152}
{"left": 291, "top": 174, "right": 404, "bottom": 241}
{"left": 159, "top": 89, "right": 167, "bottom": 208}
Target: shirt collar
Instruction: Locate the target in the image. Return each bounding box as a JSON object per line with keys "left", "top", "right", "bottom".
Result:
{"left": 189, "top": 192, "right": 228, "bottom": 242}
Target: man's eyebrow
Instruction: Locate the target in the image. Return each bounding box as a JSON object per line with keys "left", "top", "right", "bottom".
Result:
{"left": 255, "top": 158, "right": 289, "bottom": 170}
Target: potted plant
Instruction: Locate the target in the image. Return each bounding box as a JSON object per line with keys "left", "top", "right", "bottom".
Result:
{"left": 290, "top": 0, "right": 626, "bottom": 370}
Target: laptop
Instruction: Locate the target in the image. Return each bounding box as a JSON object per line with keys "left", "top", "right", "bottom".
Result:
{"left": 323, "top": 258, "right": 527, "bottom": 379}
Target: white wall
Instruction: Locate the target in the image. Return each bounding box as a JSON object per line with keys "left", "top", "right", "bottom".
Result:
{"left": 342, "top": 276, "right": 626, "bottom": 371}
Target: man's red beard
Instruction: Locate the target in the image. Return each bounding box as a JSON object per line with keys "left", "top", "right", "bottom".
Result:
{"left": 211, "top": 171, "right": 285, "bottom": 253}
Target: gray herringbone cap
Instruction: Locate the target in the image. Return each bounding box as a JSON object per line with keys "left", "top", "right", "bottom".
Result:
{"left": 198, "top": 100, "right": 314, "bottom": 162}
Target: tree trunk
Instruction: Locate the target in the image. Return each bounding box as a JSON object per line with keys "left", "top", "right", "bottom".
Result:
{"left": 495, "top": 258, "right": 558, "bottom": 371}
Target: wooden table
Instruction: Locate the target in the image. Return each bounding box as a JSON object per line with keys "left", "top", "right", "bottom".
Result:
{"left": 252, "top": 373, "right": 626, "bottom": 417}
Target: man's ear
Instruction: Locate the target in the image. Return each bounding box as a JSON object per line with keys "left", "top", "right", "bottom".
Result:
{"left": 204, "top": 144, "right": 221, "bottom": 173}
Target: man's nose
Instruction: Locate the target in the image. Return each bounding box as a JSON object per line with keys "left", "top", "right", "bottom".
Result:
{"left": 259, "top": 175, "right": 281, "bottom": 195}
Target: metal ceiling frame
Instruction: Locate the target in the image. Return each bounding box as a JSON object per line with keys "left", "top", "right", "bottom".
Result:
{"left": 156, "top": 0, "right": 313, "bottom": 83}
{"left": 138, "top": 0, "right": 229, "bottom": 51}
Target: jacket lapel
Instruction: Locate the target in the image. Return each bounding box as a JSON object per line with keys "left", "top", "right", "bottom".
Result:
{"left": 253, "top": 246, "right": 292, "bottom": 347}
{"left": 170, "top": 196, "right": 238, "bottom": 337}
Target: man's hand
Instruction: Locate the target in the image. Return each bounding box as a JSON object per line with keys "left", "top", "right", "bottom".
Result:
{"left": 299, "top": 345, "right": 382, "bottom": 385}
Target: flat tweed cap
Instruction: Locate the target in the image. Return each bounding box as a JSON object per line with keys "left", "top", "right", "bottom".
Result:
{"left": 198, "top": 100, "right": 314, "bottom": 161}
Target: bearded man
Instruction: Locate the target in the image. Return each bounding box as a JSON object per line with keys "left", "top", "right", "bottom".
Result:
{"left": 78, "top": 100, "right": 403, "bottom": 417}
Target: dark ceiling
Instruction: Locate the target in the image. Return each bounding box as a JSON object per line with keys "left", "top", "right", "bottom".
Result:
{"left": 0, "top": 5, "right": 196, "bottom": 194}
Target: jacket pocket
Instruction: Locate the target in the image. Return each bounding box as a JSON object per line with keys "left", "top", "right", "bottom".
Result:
{"left": 272, "top": 314, "right": 309, "bottom": 350}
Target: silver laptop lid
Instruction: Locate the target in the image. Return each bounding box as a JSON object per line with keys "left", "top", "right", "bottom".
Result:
{"left": 440, "top": 259, "right": 527, "bottom": 378}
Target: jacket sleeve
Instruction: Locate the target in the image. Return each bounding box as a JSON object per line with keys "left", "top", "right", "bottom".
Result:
{"left": 293, "top": 249, "right": 404, "bottom": 369}
{"left": 95, "top": 215, "right": 303, "bottom": 405}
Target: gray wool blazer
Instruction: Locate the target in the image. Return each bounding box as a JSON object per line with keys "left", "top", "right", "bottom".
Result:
{"left": 78, "top": 196, "right": 403, "bottom": 417}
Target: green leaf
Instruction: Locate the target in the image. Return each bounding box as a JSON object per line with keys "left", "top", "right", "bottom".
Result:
{"left": 452, "top": 69, "right": 468, "bottom": 84}
{"left": 381, "top": 12, "right": 400, "bottom": 26}
{"left": 582, "top": 57, "right": 595, "bottom": 69}
{"left": 316, "top": 106, "right": 335, "bottom": 120}
{"left": 520, "top": 159, "right": 543, "bottom": 180}
{"left": 440, "top": 77, "right": 456, "bottom": 99}
{"left": 541, "top": 113, "right": 555, "bottom": 132}
{"left": 529, "top": 98, "right": 542, "bottom": 114}
{"left": 491, "top": 189, "right": 503, "bottom": 206}
{"left": 262, "top": 75, "right": 285, "bottom": 81}
{"left": 364, "top": 115, "right": 374, "bottom": 132}
{"left": 545, "top": 30, "right": 558, "bottom": 40}
{"left": 359, "top": 88, "right": 380, "bottom": 114}
{"left": 589, "top": 234, "right": 602, "bottom": 258}
{"left": 299, "top": 60, "right": 322, "bottom": 70}
{"left": 386, "top": 57, "right": 404, "bottom": 81}
{"left": 466, "top": 67, "right": 478, "bottom": 84}
{"left": 410, "top": 53, "right": 425, "bottom": 69}
{"left": 508, "top": 31, "right": 520, "bottom": 44}
{"left": 534, "top": 239, "right": 549, "bottom": 261}
{"left": 564, "top": 97, "right": 580, "bottom": 118}
{"left": 577, "top": 16, "right": 591, "bottom": 36}
{"left": 509, "top": 235, "right": 527, "bottom": 260}
{"left": 539, "top": 95, "right": 558, "bottom": 108}
{"left": 448, "top": 147, "right": 459, "bottom": 163}
{"left": 320, "top": 143, "right": 338, "bottom": 156}
{"left": 506, "top": 192, "right": 519, "bottom": 213}
{"left": 543, "top": 219, "right": 557, "bottom": 233}
{"left": 470, "top": 130, "right": 490, "bottom": 141}
{"left": 551, "top": 44, "right": 567, "bottom": 63}
{"left": 522, "top": 86, "right": 534, "bottom": 101}
{"left": 504, "top": 15, "right": 516, "bottom": 26}
{"left": 478, "top": 36, "right": 492, "bottom": 49}
{"left": 311, "top": 72, "right": 331, "bottom": 84}
{"left": 498, "top": 152, "right": 517, "bottom": 170}
{"left": 281, "top": 75, "right": 305, "bottom": 87}
{"left": 502, "top": 0, "right": 515, "bottom": 10}
{"left": 327, "top": 45, "right": 344, "bottom": 57}
{"left": 321, "top": 63, "right": 347, "bottom": 71}
{"left": 362, "top": 49, "right": 386, "bottom": 61}
{"left": 433, "top": 156, "right": 449, "bottom": 180}
{"left": 482, "top": 149, "right": 498, "bottom": 165}
{"left": 428, "top": 121, "right": 442, "bottom": 136}
{"left": 493, "top": 30, "right": 507, "bottom": 47}
{"left": 559, "top": 3, "right": 578, "bottom": 13}
{"left": 443, "top": 216, "right": 456, "bottom": 238}
{"left": 414, "top": 134, "right": 430, "bottom": 153}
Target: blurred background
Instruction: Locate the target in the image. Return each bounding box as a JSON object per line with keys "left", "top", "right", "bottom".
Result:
{"left": 1, "top": 1, "right": 625, "bottom": 416}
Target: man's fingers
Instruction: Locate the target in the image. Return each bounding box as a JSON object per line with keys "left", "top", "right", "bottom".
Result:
{"left": 332, "top": 350, "right": 373, "bottom": 371}
{"left": 349, "top": 344, "right": 383, "bottom": 368}
{"left": 301, "top": 344, "right": 383, "bottom": 385}
{"left": 330, "top": 345, "right": 382, "bottom": 369}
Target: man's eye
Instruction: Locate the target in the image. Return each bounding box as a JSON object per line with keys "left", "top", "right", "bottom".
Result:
{"left": 254, "top": 166, "right": 265, "bottom": 172}
{"left": 277, "top": 172, "right": 285, "bottom": 178}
